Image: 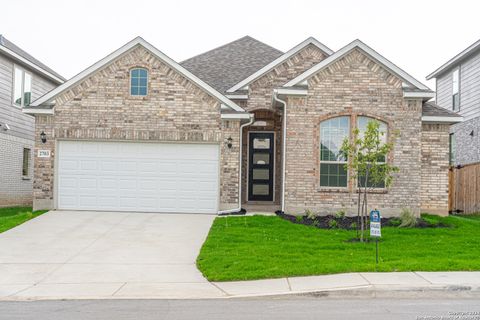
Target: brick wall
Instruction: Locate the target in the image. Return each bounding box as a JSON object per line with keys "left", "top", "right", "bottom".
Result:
{"left": 33, "top": 46, "right": 240, "bottom": 211}
{"left": 247, "top": 44, "right": 327, "bottom": 112}
{"left": 284, "top": 49, "right": 423, "bottom": 217}
{"left": 240, "top": 44, "right": 327, "bottom": 205}
{"left": 0, "top": 133, "right": 34, "bottom": 207}
{"left": 420, "top": 123, "right": 450, "bottom": 215}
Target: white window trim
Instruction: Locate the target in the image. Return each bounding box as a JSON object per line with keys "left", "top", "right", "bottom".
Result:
{"left": 12, "top": 64, "right": 32, "bottom": 108}
{"left": 319, "top": 117, "right": 350, "bottom": 189}
{"left": 452, "top": 68, "right": 460, "bottom": 111}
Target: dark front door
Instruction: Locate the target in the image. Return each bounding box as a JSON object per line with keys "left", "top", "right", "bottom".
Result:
{"left": 248, "top": 132, "right": 274, "bottom": 201}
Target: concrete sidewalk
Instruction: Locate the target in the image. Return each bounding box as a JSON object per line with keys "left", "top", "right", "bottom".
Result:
{"left": 212, "top": 271, "right": 480, "bottom": 298}
{"left": 2, "top": 271, "right": 480, "bottom": 300}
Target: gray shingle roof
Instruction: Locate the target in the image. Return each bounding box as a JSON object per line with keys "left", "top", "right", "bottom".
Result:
{"left": 180, "top": 36, "right": 283, "bottom": 93}
{"left": 0, "top": 35, "right": 65, "bottom": 82}
{"left": 422, "top": 101, "right": 462, "bottom": 117}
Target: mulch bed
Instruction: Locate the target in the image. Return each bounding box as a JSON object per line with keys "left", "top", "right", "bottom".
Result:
{"left": 275, "top": 211, "right": 449, "bottom": 230}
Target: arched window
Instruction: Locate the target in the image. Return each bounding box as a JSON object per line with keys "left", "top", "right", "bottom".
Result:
{"left": 357, "top": 116, "right": 388, "bottom": 188}
{"left": 319, "top": 116, "right": 349, "bottom": 187}
{"left": 130, "top": 68, "right": 148, "bottom": 96}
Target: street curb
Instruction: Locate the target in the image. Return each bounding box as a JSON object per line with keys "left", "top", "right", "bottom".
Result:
{"left": 2, "top": 285, "right": 479, "bottom": 301}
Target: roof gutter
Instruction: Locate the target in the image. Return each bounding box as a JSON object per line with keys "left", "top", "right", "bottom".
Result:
{"left": 273, "top": 90, "right": 287, "bottom": 213}
{"left": 217, "top": 113, "right": 255, "bottom": 215}
{"left": 421, "top": 116, "right": 463, "bottom": 123}
{"left": 0, "top": 46, "right": 65, "bottom": 84}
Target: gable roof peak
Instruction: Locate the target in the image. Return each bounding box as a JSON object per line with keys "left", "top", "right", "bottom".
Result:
{"left": 29, "top": 36, "right": 243, "bottom": 112}
{"left": 284, "top": 39, "right": 430, "bottom": 91}
{"left": 226, "top": 36, "right": 333, "bottom": 93}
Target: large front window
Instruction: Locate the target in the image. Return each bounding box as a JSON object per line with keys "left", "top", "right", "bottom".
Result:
{"left": 13, "top": 66, "right": 32, "bottom": 107}
{"left": 319, "top": 116, "right": 349, "bottom": 187}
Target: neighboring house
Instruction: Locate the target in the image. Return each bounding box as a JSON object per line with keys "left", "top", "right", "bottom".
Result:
{"left": 0, "top": 35, "right": 64, "bottom": 207}
{"left": 25, "top": 36, "right": 460, "bottom": 216}
{"left": 427, "top": 39, "right": 480, "bottom": 166}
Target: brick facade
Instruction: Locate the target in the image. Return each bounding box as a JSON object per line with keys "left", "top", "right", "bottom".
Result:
{"left": 284, "top": 49, "right": 424, "bottom": 217}
{"left": 240, "top": 44, "right": 328, "bottom": 205}
{"left": 420, "top": 123, "right": 450, "bottom": 215}
{"left": 32, "top": 46, "right": 241, "bottom": 211}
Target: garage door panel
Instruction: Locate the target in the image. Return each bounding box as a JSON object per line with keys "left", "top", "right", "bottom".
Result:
{"left": 58, "top": 141, "right": 219, "bottom": 213}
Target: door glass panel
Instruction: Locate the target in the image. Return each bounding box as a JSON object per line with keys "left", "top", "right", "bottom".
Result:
{"left": 253, "top": 153, "right": 269, "bottom": 165}
{"left": 253, "top": 169, "right": 269, "bottom": 180}
{"left": 252, "top": 184, "right": 269, "bottom": 195}
{"left": 253, "top": 138, "right": 270, "bottom": 149}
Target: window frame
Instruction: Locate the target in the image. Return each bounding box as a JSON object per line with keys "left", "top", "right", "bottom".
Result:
{"left": 319, "top": 116, "right": 350, "bottom": 189}
{"left": 449, "top": 133, "right": 456, "bottom": 166}
{"left": 22, "top": 147, "right": 31, "bottom": 178}
{"left": 452, "top": 68, "right": 460, "bottom": 111}
{"left": 129, "top": 67, "right": 148, "bottom": 97}
{"left": 12, "top": 65, "right": 33, "bottom": 108}
{"left": 316, "top": 114, "right": 391, "bottom": 192}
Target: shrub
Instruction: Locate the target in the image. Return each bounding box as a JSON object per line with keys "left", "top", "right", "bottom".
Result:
{"left": 328, "top": 219, "right": 338, "bottom": 229}
{"left": 389, "top": 218, "right": 401, "bottom": 227}
{"left": 295, "top": 215, "right": 303, "bottom": 223}
{"left": 349, "top": 222, "right": 357, "bottom": 230}
{"left": 335, "top": 210, "right": 346, "bottom": 220}
{"left": 399, "top": 208, "right": 417, "bottom": 228}
{"left": 305, "top": 209, "right": 316, "bottom": 220}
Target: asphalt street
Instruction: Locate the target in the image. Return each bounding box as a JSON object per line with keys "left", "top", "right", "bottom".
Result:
{"left": 0, "top": 297, "right": 478, "bottom": 320}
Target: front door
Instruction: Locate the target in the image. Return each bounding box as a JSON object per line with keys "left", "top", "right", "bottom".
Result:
{"left": 248, "top": 132, "right": 274, "bottom": 201}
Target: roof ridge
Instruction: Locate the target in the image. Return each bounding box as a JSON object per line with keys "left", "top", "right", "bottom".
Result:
{"left": 181, "top": 35, "right": 283, "bottom": 64}
{"left": 0, "top": 34, "right": 4, "bottom": 46}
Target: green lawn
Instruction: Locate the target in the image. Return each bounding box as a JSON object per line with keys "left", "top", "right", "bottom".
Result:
{"left": 197, "top": 214, "right": 480, "bottom": 281}
{"left": 0, "top": 207, "right": 48, "bottom": 233}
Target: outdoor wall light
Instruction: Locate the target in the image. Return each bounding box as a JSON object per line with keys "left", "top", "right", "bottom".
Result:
{"left": 470, "top": 130, "right": 474, "bottom": 137}
{"left": 40, "top": 131, "right": 47, "bottom": 144}
{"left": 226, "top": 137, "right": 233, "bottom": 149}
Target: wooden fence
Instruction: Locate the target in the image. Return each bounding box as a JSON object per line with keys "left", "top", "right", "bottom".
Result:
{"left": 449, "top": 162, "right": 480, "bottom": 214}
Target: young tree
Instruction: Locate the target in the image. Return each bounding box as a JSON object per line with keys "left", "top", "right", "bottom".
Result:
{"left": 341, "top": 120, "right": 399, "bottom": 242}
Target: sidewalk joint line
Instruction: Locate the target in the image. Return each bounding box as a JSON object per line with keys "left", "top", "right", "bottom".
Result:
{"left": 358, "top": 273, "right": 372, "bottom": 285}
{"left": 413, "top": 272, "right": 433, "bottom": 284}
{"left": 111, "top": 282, "right": 127, "bottom": 296}
{"left": 209, "top": 282, "right": 230, "bottom": 296}
{"left": 286, "top": 277, "right": 292, "bottom": 291}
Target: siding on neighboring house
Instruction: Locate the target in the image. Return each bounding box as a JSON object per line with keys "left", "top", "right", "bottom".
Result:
{"left": 434, "top": 49, "right": 480, "bottom": 166}
{"left": 0, "top": 54, "right": 57, "bottom": 141}
{"left": 0, "top": 52, "right": 58, "bottom": 207}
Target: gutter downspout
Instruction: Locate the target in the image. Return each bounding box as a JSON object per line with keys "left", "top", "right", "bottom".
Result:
{"left": 273, "top": 91, "right": 287, "bottom": 213}
{"left": 218, "top": 113, "right": 254, "bottom": 214}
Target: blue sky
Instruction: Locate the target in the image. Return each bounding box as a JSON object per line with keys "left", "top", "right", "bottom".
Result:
{"left": 2, "top": 0, "right": 479, "bottom": 88}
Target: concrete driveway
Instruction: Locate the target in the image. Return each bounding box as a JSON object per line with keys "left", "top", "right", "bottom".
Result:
{"left": 0, "top": 210, "right": 224, "bottom": 299}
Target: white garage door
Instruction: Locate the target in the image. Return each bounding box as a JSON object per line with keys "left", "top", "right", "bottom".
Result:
{"left": 57, "top": 141, "right": 219, "bottom": 213}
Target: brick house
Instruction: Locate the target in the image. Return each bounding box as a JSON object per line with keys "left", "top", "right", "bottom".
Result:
{"left": 25, "top": 36, "right": 461, "bottom": 216}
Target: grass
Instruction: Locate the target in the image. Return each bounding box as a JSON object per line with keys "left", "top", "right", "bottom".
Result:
{"left": 0, "top": 207, "right": 48, "bottom": 233}
{"left": 197, "top": 214, "right": 480, "bottom": 281}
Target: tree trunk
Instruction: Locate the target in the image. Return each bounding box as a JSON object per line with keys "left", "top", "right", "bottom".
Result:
{"left": 356, "top": 188, "right": 361, "bottom": 239}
